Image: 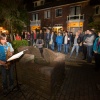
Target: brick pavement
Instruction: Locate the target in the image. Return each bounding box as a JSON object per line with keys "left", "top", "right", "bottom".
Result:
{"left": 0, "top": 54, "right": 100, "bottom": 100}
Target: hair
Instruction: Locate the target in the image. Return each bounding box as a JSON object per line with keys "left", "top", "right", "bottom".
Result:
{"left": 98, "top": 31, "right": 100, "bottom": 33}
{"left": 0, "top": 33, "right": 6, "bottom": 40}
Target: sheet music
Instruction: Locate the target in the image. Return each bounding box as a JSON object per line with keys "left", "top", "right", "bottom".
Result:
{"left": 7, "top": 49, "right": 28, "bottom": 62}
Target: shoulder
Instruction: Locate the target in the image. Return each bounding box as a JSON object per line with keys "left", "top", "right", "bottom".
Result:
{"left": 6, "top": 42, "right": 11, "bottom": 45}
{"left": 6, "top": 42, "right": 13, "bottom": 47}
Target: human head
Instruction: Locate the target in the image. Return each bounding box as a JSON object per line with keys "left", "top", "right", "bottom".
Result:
{"left": 40, "top": 30, "right": 42, "bottom": 33}
{"left": 51, "top": 31, "right": 54, "bottom": 34}
{"left": 98, "top": 32, "right": 100, "bottom": 37}
{"left": 46, "top": 29, "right": 50, "bottom": 33}
{"left": 76, "top": 32, "right": 79, "bottom": 36}
{"left": 65, "top": 31, "right": 68, "bottom": 36}
{"left": 0, "top": 33, "right": 7, "bottom": 45}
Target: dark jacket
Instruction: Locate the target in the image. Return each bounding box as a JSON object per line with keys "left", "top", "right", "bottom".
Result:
{"left": 77, "top": 36, "right": 82, "bottom": 44}
{"left": 45, "top": 33, "right": 51, "bottom": 42}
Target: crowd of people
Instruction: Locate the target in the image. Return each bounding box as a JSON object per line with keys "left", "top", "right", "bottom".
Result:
{"left": 0, "top": 28, "right": 100, "bottom": 96}
{"left": 15, "top": 28, "right": 100, "bottom": 69}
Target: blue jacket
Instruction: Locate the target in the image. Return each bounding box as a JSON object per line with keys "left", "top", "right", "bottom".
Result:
{"left": 56, "top": 35, "right": 63, "bottom": 45}
{"left": 93, "top": 37, "right": 100, "bottom": 54}
{"left": 0, "top": 42, "right": 14, "bottom": 61}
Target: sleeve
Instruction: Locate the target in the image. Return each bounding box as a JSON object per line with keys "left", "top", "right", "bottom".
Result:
{"left": 7, "top": 42, "right": 14, "bottom": 52}
{"left": 56, "top": 36, "right": 58, "bottom": 43}
{"left": 93, "top": 38, "right": 98, "bottom": 52}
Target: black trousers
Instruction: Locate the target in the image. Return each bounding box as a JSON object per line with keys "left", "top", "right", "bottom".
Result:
{"left": 83, "top": 45, "right": 87, "bottom": 59}
{"left": 39, "top": 48, "right": 43, "bottom": 54}
{"left": 94, "top": 53, "right": 100, "bottom": 69}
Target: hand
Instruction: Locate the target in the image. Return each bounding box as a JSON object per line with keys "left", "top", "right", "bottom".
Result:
{"left": 83, "top": 42, "right": 85, "bottom": 44}
{"left": 0, "top": 60, "right": 6, "bottom": 66}
{"left": 94, "top": 51, "right": 97, "bottom": 53}
{"left": 8, "top": 52, "right": 13, "bottom": 57}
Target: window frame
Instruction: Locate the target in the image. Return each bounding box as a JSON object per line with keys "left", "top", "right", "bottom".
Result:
{"left": 70, "top": 5, "right": 81, "bottom": 15}
{"left": 44, "top": 10, "right": 50, "bottom": 19}
{"left": 32, "top": 13, "right": 39, "bottom": 21}
{"left": 55, "top": 8, "right": 62, "bottom": 18}
{"left": 95, "top": 6, "right": 100, "bottom": 15}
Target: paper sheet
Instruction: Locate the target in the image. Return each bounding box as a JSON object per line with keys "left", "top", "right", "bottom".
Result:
{"left": 7, "top": 49, "right": 28, "bottom": 62}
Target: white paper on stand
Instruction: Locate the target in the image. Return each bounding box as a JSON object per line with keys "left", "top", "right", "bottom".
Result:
{"left": 7, "top": 49, "right": 28, "bottom": 62}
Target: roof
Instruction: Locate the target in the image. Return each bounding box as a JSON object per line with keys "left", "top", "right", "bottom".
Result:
{"left": 28, "top": 0, "right": 87, "bottom": 12}
{"left": 27, "top": 0, "right": 99, "bottom": 12}
{"left": 89, "top": 0, "right": 100, "bottom": 6}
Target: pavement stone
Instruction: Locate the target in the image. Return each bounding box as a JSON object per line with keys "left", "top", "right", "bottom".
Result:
{"left": 0, "top": 53, "right": 100, "bottom": 100}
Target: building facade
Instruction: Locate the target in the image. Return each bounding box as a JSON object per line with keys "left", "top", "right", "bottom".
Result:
{"left": 28, "top": 0, "right": 100, "bottom": 33}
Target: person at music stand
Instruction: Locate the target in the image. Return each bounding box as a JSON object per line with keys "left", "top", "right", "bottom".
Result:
{"left": 0, "top": 33, "right": 14, "bottom": 96}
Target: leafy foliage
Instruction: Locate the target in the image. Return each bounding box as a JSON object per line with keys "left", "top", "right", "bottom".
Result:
{"left": 88, "top": 21, "right": 100, "bottom": 33}
{"left": 0, "top": 0, "right": 29, "bottom": 34}
{"left": 12, "top": 40, "right": 28, "bottom": 53}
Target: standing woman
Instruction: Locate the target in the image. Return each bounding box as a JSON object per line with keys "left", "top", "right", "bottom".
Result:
{"left": 15, "top": 33, "right": 21, "bottom": 40}
{"left": 27, "top": 32, "right": 31, "bottom": 46}
{"left": 49, "top": 31, "right": 56, "bottom": 51}
{"left": 70, "top": 32, "right": 81, "bottom": 58}
{"left": 63, "top": 31, "right": 70, "bottom": 54}
{"left": 56, "top": 32, "right": 63, "bottom": 52}
{"left": 36, "top": 36, "right": 44, "bottom": 57}
{"left": 93, "top": 32, "right": 100, "bottom": 70}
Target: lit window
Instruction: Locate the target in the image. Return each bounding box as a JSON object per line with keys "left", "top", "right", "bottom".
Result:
{"left": 33, "top": 14, "right": 39, "bottom": 21}
{"left": 44, "top": 10, "right": 50, "bottom": 19}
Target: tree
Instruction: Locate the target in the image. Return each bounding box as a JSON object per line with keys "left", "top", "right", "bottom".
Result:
{"left": 0, "top": 0, "right": 29, "bottom": 34}
{"left": 88, "top": 21, "right": 100, "bottom": 33}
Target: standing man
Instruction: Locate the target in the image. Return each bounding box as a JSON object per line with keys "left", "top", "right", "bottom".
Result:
{"left": 45, "top": 29, "right": 51, "bottom": 48}
{"left": 83, "top": 30, "right": 95, "bottom": 63}
{"left": 0, "top": 33, "right": 14, "bottom": 96}
{"left": 93, "top": 32, "right": 100, "bottom": 70}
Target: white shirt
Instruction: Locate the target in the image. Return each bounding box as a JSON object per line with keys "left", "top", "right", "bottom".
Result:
{"left": 64, "top": 36, "right": 68, "bottom": 44}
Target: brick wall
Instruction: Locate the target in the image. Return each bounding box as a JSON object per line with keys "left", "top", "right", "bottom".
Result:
{"left": 28, "top": 1, "right": 95, "bottom": 31}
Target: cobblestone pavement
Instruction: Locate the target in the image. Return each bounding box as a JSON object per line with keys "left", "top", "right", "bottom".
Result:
{"left": 0, "top": 54, "right": 100, "bottom": 100}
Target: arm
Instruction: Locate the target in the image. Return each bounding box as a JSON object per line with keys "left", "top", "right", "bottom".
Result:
{"left": 93, "top": 38, "right": 98, "bottom": 53}
{"left": 0, "top": 60, "right": 6, "bottom": 65}
{"left": 7, "top": 42, "right": 14, "bottom": 57}
{"left": 85, "top": 35, "right": 95, "bottom": 43}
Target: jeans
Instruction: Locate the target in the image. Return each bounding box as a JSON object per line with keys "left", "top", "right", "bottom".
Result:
{"left": 1, "top": 64, "right": 14, "bottom": 89}
{"left": 64, "top": 44, "right": 69, "bottom": 54}
{"left": 57, "top": 44, "right": 62, "bottom": 52}
{"left": 45, "top": 41, "right": 49, "bottom": 48}
{"left": 87, "top": 45, "right": 93, "bottom": 63}
{"left": 83, "top": 45, "right": 87, "bottom": 59}
{"left": 50, "top": 42, "right": 54, "bottom": 51}
{"left": 70, "top": 45, "right": 79, "bottom": 57}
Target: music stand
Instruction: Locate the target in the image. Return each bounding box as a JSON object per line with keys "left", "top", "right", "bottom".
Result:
{"left": 7, "top": 49, "right": 28, "bottom": 99}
